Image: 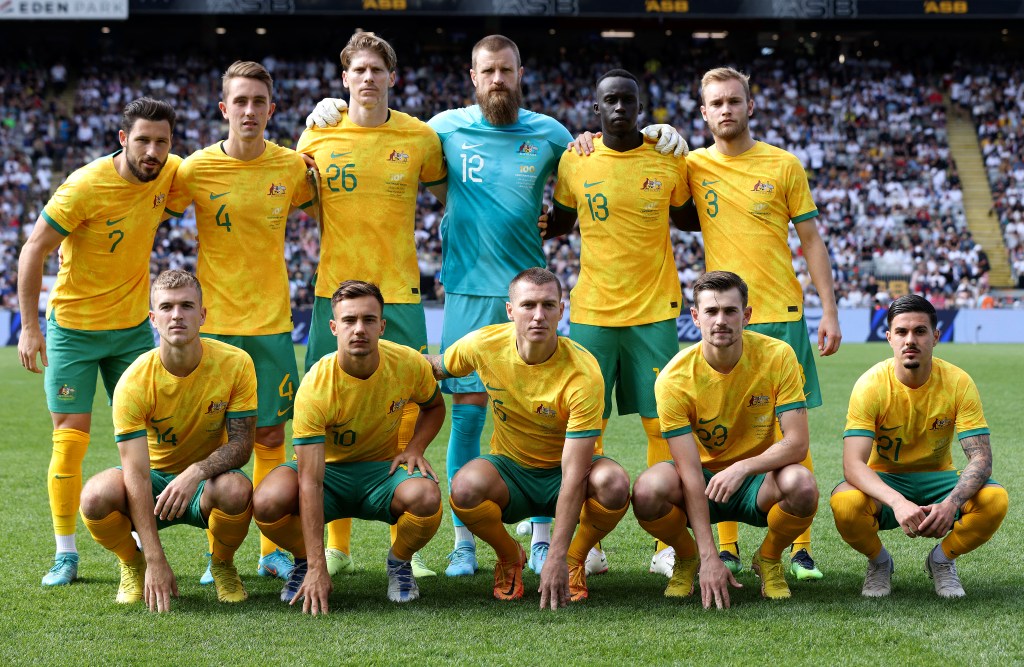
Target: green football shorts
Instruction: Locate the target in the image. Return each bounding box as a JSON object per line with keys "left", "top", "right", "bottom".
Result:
{"left": 569, "top": 318, "right": 679, "bottom": 419}
{"left": 304, "top": 296, "right": 428, "bottom": 372}
{"left": 201, "top": 332, "right": 298, "bottom": 427}
{"left": 856, "top": 470, "right": 1000, "bottom": 531}
{"left": 479, "top": 453, "right": 608, "bottom": 524}
{"left": 44, "top": 314, "right": 153, "bottom": 413}
{"left": 120, "top": 467, "right": 249, "bottom": 530}
{"left": 746, "top": 317, "right": 822, "bottom": 409}
{"left": 283, "top": 460, "right": 432, "bottom": 525}
{"left": 679, "top": 466, "right": 771, "bottom": 528}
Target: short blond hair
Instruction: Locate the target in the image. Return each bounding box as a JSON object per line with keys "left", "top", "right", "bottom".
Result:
{"left": 472, "top": 34, "right": 521, "bottom": 69}
{"left": 340, "top": 31, "right": 397, "bottom": 72}
{"left": 222, "top": 60, "right": 273, "bottom": 100}
{"left": 700, "top": 66, "right": 751, "bottom": 103}
{"left": 152, "top": 269, "right": 202, "bottom": 302}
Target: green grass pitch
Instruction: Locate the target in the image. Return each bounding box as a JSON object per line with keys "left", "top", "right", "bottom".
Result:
{"left": 0, "top": 343, "right": 1020, "bottom": 665}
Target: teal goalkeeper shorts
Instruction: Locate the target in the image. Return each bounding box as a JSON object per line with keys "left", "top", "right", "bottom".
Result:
{"left": 746, "top": 317, "right": 821, "bottom": 409}
{"left": 440, "top": 294, "right": 509, "bottom": 394}
{"left": 304, "top": 296, "right": 428, "bottom": 372}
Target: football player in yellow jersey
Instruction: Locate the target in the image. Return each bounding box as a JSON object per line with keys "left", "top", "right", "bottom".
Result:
{"left": 831, "top": 295, "right": 1008, "bottom": 598}
{"left": 425, "top": 268, "right": 630, "bottom": 608}
{"left": 550, "top": 69, "right": 690, "bottom": 578}
{"left": 632, "top": 271, "right": 819, "bottom": 604}
{"left": 253, "top": 281, "right": 445, "bottom": 613}
{"left": 682, "top": 67, "right": 842, "bottom": 580}
{"left": 165, "top": 61, "right": 314, "bottom": 583}
{"left": 79, "top": 271, "right": 257, "bottom": 611}
{"left": 16, "top": 98, "right": 181, "bottom": 586}
{"left": 296, "top": 32, "right": 445, "bottom": 579}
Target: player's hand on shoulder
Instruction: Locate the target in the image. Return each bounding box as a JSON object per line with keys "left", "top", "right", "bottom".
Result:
{"left": 18, "top": 327, "right": 47, "bottom": 373}
{"left": 567, "top": 131, "right": 601, "bottom": 156}
{"left": 306, "top": 98, "right": 348, "bottom": 129}
{"left": 538, "top": 559, "right": 569, "bottom": 610}
{"left": 699, "top": 556, "right": 741, "bottom": 610}
{"left": 144, "top": 559, "right": 178, "bottom": 613}
{"left": 642, "top": 124, "right": 689, "bottom": 158}
{"left": 537, "top": 205, "right": 551, "bottom": 238}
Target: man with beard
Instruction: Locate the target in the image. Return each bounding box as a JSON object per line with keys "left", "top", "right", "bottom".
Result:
{"left": 632, "top": 271, "right": 818, "bottom": 604}
{"left": 17, "top": 97, "right": 182, "bottom": 586}
{"left": 684, "top": 67, "right": 841, "bottom": 580}
{"left": 831, "top": 295, "right": 1007, "bottom": 598}
{"left": 165, "top": 61, "right": 314, "bottom": 584}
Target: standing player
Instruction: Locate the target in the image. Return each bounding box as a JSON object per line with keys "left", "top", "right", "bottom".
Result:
{"left": 253, "top": 281, "right": 446, "bottom": 613}
{"left": 632, "top": 271, "right": 819, "bottom": 602}
{"left": 165, "top": 61, "right": 314, "bottom": 582}
{"left": 306, "top": 36, "right": 684, "bottom": 576}
{"left": 550, "top": 69, "right": 689, "bottom": 576}
{"left": 79, "top": 270, "right": 256, "bottom": 611}
{"left": 17, "top": 98, "right": 181, "bottom": 586}
{"left": 831, "top": 295, "right": 1008, "bottom": 598}
{"left": 296, "top": 32, "right": 446, "bottom": 578}
{"left": 684, "top": 67, "right": 841, "bottom": 580}
{"left": 428, "top": 268, "right": 630, "bottom": 607}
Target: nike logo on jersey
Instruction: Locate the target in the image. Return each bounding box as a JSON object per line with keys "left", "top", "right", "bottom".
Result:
{"left": 330, "top": 151, "right": 351, "bottom": 158}
{"left": 583, "top": 181, "right": 604, "bottom": 188}
{"left": 152, "top": 416, "right": 173, "bottom": 423}
{"left": 105, "top": 217, "right": 126, "bottom": 226}
{"left": 484, "top": 383, "right": 506, "bottom": 392}
{"left": 698, "top": 416, "right": 718, "bottom": 424}
{"left": 879, "top": 425, "right": 902, "bottom": 432}
{"left": 210, "top": 191, "right": 230, "bottom": 200}
{"left": 461, "top": 142, "right": 483, "bottom": 150}
{"left": 277, "top": 408, "right": 292, "bottom": 417}
{"left": 701, "top": 179, "right": 720, "bottom": 186}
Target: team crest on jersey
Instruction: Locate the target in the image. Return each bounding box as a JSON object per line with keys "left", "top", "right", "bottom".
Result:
{"left": 751, "top": 179, "right": 776, "bottom": 197}
{"left": 387, "top": 149, "right": 410, "bottom": 163}
{"left": 267, "top": 183, "right": 287, "bottom": 197}
{"left": 747, "top": 394, "right": 770, "bottom": 408}
{"left": 56, "top": 384, "right": 76, "bottom": 401}
{"left": 206, "top": 400, "right": 229, "bottom": 415}
{"left": 389, "top": 398, "right": 409, "bottom": 415}
{"left": 641, "top": 177, "right": 663, "bottom": 192}
{"left": 930, "top": 417, "right": 954, "bottom": 430}
{"left": 517, "top": 141, "right": 539, "bottom": 155}
{"left": 535, "top": 404, "right": 557, "bottom": 418}
{"left": 152, "top": 193, "right": 166, "bottom": 209}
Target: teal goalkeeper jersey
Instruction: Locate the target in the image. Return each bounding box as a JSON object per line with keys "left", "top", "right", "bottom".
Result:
{"left": 428, "top": 105, "right": 572, "bottom": 297}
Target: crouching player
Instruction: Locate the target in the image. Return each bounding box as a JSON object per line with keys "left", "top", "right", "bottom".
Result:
{"left": 831, "top": 294, "right": 1008, "bottom": 598}
{"left": 80, "top": 270, "right": 256, "bottom": 611}
{"left": 253, "top": 281, "right": 445, "bottom": 613}
{"left": 427, "top": 268, "right": 630, "bottom": 608}
{"left": 632, "top": 271, "right": 818, "bottom": 605}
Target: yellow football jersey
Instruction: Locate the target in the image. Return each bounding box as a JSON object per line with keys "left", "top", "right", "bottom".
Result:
{"left": 112, "top": 338, "right": 258, "bottom": 474}
{"left": 292, "top": 340, "right": 440, "bottom": 464}
{"left": 296, "top": 110, "right": 446, "bottom": 303}
{"left": 165, "top": 142, "right": 313, "bottom": 335}
{"left": 844, "top": 357, "right": 989, "bottom": 473}
{"left": 443, "top": 323, "right": 604, "bottom": 468}
{"left": 655, "top": 330, "right": 806, "bottom": 472}
{"left": 554, "top": 138, "right": 689, "bottom": 326}
{"left": 686, "top": 142, "right": 818, "bottom": 324}
{"left": 42, "top": 151, "right": 181, "bottom": 331}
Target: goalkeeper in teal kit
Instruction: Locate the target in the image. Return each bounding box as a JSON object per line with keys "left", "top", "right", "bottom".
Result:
{"left": 305, "top": 33, "right": 686, "bottom": 577}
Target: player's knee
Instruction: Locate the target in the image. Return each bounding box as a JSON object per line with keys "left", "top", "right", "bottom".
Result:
{"left": 973, "top": 485, "right": 1009, "bottom": 523}
{"left": 252, "top": 479, "right": 290, "bottom": 522}
{"left": 211, "top": 472, "right": 252, "bottom": 515}
{"left": 79, "top": 477, "right": 113, "bottom": 519}
{"left": 449, "top": 472, "right": 483, "bottom": 509}
{"left": 779, "top": 464, "right": 818, "bottom": 510}
{"left": 255, "top": 425, "right": 285, "bottom": 449}
{"left": 631, "top": 470, "right": 669, "bottom": 520}
{"left": 396, "top": 478, "right": 441, "bottom": 516}
{"left": 829, "top": 489, "right": 871, "bottom": 531}
{"left": 590, "top": 462, "right": 630, "bottom": 508}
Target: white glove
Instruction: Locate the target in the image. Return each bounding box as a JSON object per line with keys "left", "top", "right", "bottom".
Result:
{"left": 305, "top": 98, "right": 348, "bottom": 129}
{"left": 641, "top": 124, "right": 689, "bottom": 158}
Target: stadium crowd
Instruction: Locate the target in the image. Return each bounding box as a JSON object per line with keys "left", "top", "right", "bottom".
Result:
{"left": 2, "top": 46, "right": 1020, "bottom": 316}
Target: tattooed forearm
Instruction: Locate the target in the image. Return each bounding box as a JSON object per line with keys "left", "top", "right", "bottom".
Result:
{"left": 425, "top": 354, "right": 453, "bottom": 380}
{"left": 947, "top": 434, "right": 993, "bottom": 508}
{"left": 196, "top": 416, "right": 256, "bottom": 479}
{"left": 778, "top": 408, "right": 805, "bottom": 438}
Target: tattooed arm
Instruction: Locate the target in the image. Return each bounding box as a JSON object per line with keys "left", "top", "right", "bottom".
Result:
{"left": 152, "top": 416, "right": 256, "bottom": 522}
{"left": 424, "top": 354, "right": 454, "bottom": 381}
{"left": 918, "top": 434, "right": 993, "bottom": 538}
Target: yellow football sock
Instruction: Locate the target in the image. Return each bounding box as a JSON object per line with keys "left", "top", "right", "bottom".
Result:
{"left": 209, "top": 503, "right": 253, "bottom": 562}
{"left": 48, "top": 428, "right": 90, "bottom": 537}
{"left": 392, "top": 506, "right": 443, "bottom": 561}
{"left": 791, "top": 450, "right": 815, "bottom": 554}
{"left": 81, "top": 510, "right": 137, "bottom": 562}
{"left": 567, "top": 497, "right": 628, "bottom": 564}
{"left": 389, "top": 523, "right": 398, "bottom": 546}
{"left": 717, "top": 522, "right": 739, "bottom": 555}
{"left": 761, "top": 504, "right": 814, "bottom": 561}
{"left": 255, "top": 513, "right": 306, "bottom": 559}
{"left": 941, "top": 485, "right": 1009, "bottom": 559}
{"left": 636, "top": 505, "right": 697, "bottom": 559}
{"left": 829, "top": 489, "right": 883, "bottom": 560}
{"left": 640, "top": 417, "right": 673, "bottom": 553}
{"left": 449, "top": 498, "right": 520, "bottom": 563}
{"left": 397, "top": 402, "right": 419, "bottom": 453}
{"left": 327, "top": 518, "right": 353, "bottom": 554}
{"left": 593, "top": 419, "right": 609, "bottom": 456}
{"left": 253, "top": 442, "right": 285, "bottom": 557}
